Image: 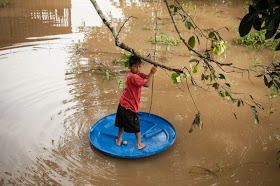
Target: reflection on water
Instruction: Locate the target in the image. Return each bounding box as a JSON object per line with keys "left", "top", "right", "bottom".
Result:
{"left": 0, "top": 0, "right": 280, "bottom": 185}
{"left": 0, "top": 0, "right": 72, "bottom": 48}
{"left": 31, "top": 8, "right": 70, "bottom": 27}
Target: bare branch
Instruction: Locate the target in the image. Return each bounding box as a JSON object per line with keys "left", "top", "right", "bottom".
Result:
{"left": 116, "top": 16, "right": 138, "bottom": 38}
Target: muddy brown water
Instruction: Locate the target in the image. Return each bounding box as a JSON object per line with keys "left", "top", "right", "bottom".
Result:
{"left": 0, "top": 0, "right": 280, "bottom": 185}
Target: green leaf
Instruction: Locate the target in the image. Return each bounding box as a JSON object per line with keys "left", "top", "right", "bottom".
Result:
{"left": 218, "top": 89, "right": 225, "bottom": 97}
{"left": 208, "top": 32, "right": 215, "bottom": 39}
{"left": 268, "top": 80, "right": 274, "bottom": 88}
{"left": 189, "top": 112, "right": 202, "bottom": 133}
{"left": 205, "top": 52, "right": 210, "bottom": 59}
{"left": 216, "top": 161, "right": 224, "bottom": 172}
{"left": 239, "top": 12, "right": 256, "bottom": 37}
{"left": 181, "top": 15, "right": 186, "bottom": 22}
{"left": 169, "top": 5, "right": 174, "bottom": 9}
{"left": 171, "top": 73, "right": 180, "bottom": 84}
{"left": 195, "top": 35, "right": 200, "bottom": 45}
{"left": 254, "top": 102, "right": 264, "bottom": 110}
{"left": 225, "top": 83, "right": 231, "bottom": 87}
{"left": 124, "top": 60, "right": 129, "bottom": 68}
{"left": 188, "top": 36, "right": 195, "bottom": 48}
{"left": 117, "top": 80, "right": 125, "bottom": 90}
{"left": 249, "top": 94, "right": 254, "bottom": 100}
{"left": 189, "top": 58, "right": 199, "bottom": 63}
{"left": 273, "top": 80, "right": 280, "bottom": 92}
{"left": 123, "top": 52, "right": 133, "bottom": 59}
{"left": 201, "top": 73, "right": 205, "bottom": 80}
{"left": 276, "top": 42, "right": 280, "bottom": 51}
{"left": 196, "top": 30, "right": 202, "bottom": 37}
{"left": 233, "top": 112, "right": 237, "bottom": 119}
{"left": 251, "top": 106, "right": 259, "bottom": 124}
{"left": 212, "top": 83, "right": 219, "bottom": 90}
{"left": 225, "top": 91, "right": 234, "bottom": 101}
{"left": 275, "top": 33, "right": 280, "bottom": 39}
{"left": 248, "top": 5, "right": 257, "bottom": 14}
{"left": 210, "top": 74, "right": 213, "bottom": 82}
{"left": 269, "top": 92, "right": 278, "bottom": 99}
{"left": 185, "top": 21, "right": 193, "bottom": 30}
{"left": 105, "top": 70, "right": 110, "bottom": 80}
{"left": 254, "top": 0, "right": 269, "bottom": 10}
{"left": 212, "top": 71, "right": 218, "bottom": 79}
{"left": 214, "top": 30, "right": 223, "bottom": 41}
{"left": 264, "top": 75, "right": 269, "bottom": 86}
{"left": 213, "top": 41, "right": 227, "bottom": 55}
{"left": 252, "top": 16, "right": 261, "bottom": 30}
{"left": 265, "top": 11, "right": 280, "bottom": 39}
{"left": 219, "top": 73, "right": 226, "bottom": 79}
{"left": 193, "top": 65, "right": 199, "bottom": 73}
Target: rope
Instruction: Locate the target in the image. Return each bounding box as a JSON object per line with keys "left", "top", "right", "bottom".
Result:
{"left": 149, "top": 0, "right": 158, "bottom": 115}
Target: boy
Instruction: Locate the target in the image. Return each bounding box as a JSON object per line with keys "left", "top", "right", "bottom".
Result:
{"left": 115, "top": 56, "right": 157, "bottom": 150}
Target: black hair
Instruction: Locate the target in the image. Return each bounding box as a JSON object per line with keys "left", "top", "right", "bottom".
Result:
{"left": 129, "top": 56, "right": 142, "bottom": 67}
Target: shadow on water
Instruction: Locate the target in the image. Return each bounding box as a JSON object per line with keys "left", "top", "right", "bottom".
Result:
{"left": 0, "top": 0, "right": 280, "bottom": 185}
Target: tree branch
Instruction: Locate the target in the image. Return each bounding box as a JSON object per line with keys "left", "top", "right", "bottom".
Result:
{"left": 89, "top": 0, "right": 183, "bottom": 74}
{"left": 163, "top": 0, "right": 232, "bottom": 67}
{"left": 116, "top": 16, "right": 138, "bottom": 38}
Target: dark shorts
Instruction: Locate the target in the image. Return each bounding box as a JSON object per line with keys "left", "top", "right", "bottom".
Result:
{"left": 115, "top": 104, "right": 140, "bottom": 133}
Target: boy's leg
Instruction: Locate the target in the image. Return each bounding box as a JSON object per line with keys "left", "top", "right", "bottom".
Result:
{"left": 116, "top": 127, "right": 124, "bottom": 146}
{"left": 135, "top": 132, "right": 146, "bottom": 150}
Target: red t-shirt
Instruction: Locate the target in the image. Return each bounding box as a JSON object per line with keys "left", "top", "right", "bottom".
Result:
{"left": 119, "top": 72, "right": 147, "bottom": 113}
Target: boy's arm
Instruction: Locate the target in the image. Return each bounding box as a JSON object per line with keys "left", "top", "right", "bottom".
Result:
{"left": 144, "top": 66, "right": 157, "bottom": 87}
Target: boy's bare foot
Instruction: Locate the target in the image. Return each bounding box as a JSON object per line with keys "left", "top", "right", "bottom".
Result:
{"left": 137, "top": 143, "right": 146, "bottom": 150}
{"left": 116, "top": 138, "right": 122, "bottom": 146}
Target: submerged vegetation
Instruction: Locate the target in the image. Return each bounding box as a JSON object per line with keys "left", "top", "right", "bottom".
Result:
{"left": 190, "top": 160, "right": 273, "bottom": 177}
{"left": 234, "top": 30, "right": 278, "bottom": 50}
{"left": 71, "top": 40, "right": 85, "bottom": 54}
{"left": 116, "top": 51, "right": 133, "bottom": 68}
{"left": 148, "top": 33, "right": 181, "bottom": 53}
{"left": 1, "top": 0, "right": 9, "bottom": 7}
{"left": 102, "top": 69, "right": 125, "bottom": 90}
